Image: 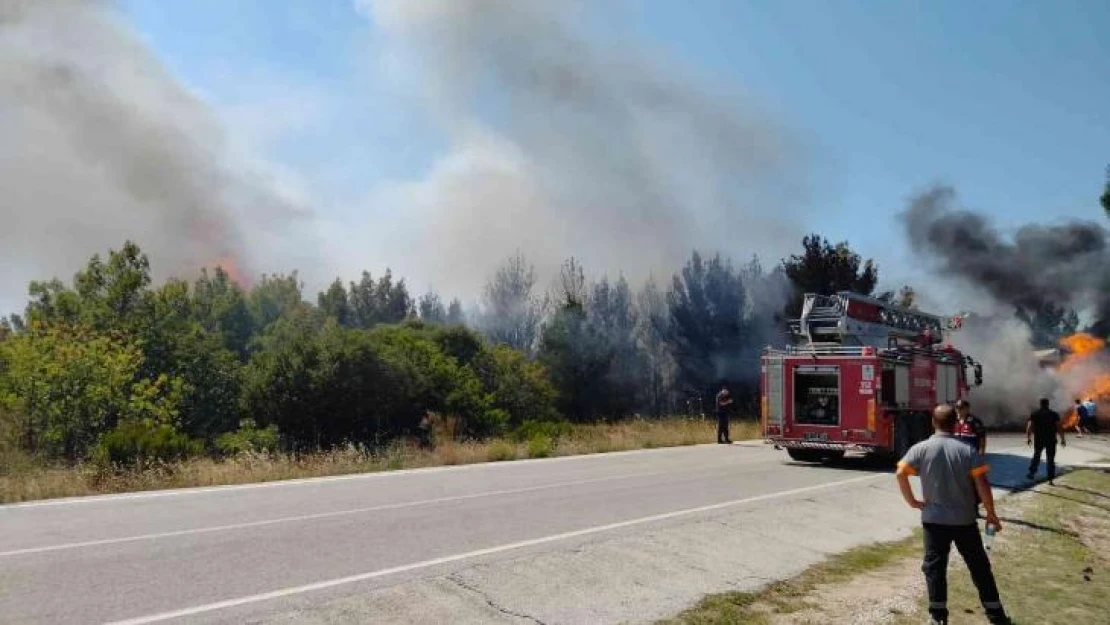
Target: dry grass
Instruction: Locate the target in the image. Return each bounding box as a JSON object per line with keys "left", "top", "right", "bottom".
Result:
{"left": 0, "top": 417, "right": 759, "bottom": 504}
{"left": 888, "top": 468, "right": 1110, "bottom": 625}
{"left": 662, "top": 468, "right": 1110, "bottom": 625}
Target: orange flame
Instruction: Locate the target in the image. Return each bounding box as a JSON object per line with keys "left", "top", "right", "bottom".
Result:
{"left": 1057, "top": 333, "right": 1108, "bottom": 429}
{"left": 208, "top": 254, "right": 250, "bottom": 289}
{"left": 190, "top": 216, "right": 250, "bottom": 289}
{"left": 1059, "top": 333, "right": 1105, "bottom": 358}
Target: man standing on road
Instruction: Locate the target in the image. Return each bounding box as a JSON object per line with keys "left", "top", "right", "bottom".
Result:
{"left": 896, "top": 404, "right": 1010, "bottom": 625}
{"left": 953, "top": 398, "right": 987, "bottom": 514}
{"left": 715, "top": 383, "right": 733, "bottom": 444}
{"left": 1027, "top": 398, "right": 1066, "bottom": 484}
{"left": 954, "top": 399, "right": 987, "bottom": 454}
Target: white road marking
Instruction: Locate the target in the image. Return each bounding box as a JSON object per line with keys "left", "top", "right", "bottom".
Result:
{"left": 103, "top": 472, "right": 884, "bottom": 625}
{"left": 2, "top": 443, "right": 736, "bottom": 509}
{"left": 0, "top": 469, "right": 688, "bottom": 558}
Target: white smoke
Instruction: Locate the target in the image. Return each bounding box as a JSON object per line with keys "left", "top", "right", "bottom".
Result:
{"left": 353, "top": 0, "right": 810, "bottom": 298}
{"left": 947, "top": 315, "right": 1054, "bottom": 427}
{"left": 0, "top": 0, "right": 318, "bottom": 311}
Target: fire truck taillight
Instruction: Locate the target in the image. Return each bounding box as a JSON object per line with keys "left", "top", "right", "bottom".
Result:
{"left": 866, "top": 398, "right": 876, "bottom": 432}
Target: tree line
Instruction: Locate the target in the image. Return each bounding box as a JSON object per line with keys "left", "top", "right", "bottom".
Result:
{"left": 0, "top": 232, "right": 1025, "bottom": 467}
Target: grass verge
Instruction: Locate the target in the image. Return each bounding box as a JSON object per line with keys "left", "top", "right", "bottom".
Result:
{"left": 0, "top": 417, "right": 759, "bottom": 504}
{"left": 661, "top": 468, "right": 1110, "bottom": 625}
{"left": 657, "top": 534, "right": 923, "bottom": 625}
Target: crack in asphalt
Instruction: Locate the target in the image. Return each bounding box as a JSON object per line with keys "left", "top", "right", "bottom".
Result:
{"left": 448, "top": 574, "right": 547, "bottom": 625}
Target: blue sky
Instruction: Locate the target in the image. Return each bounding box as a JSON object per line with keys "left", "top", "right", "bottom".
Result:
{"left": 116, "top": 0, "right": 1110, "bottom": 298}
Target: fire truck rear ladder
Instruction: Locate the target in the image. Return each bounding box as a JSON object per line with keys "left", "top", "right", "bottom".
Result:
{"left": 792, "top": 291, "right": 948, "bottom": 348}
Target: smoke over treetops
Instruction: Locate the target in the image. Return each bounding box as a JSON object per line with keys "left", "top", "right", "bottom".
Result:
{"left": 5, "top": 0, "right": 811, "bottom": 319}
{"left": 901, "top": 184, "right": 1110, "bottom": 423}
{"left": 902, "top": 185, "right": 1110, "bottom": 332}
{"left": 0, "top": 0, "right": 317, "bottom": 307}
{"left": 356, "top": 0, "right": 811, "bottom": 297}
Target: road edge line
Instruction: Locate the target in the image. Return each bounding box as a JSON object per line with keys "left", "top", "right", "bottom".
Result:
{"left": 103, "top": 473, "right": 884, "bottom": 625}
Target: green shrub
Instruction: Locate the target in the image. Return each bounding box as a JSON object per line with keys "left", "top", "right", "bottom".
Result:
{"left": 480, "top": 345, "right": 559, "bottom": 426}
{"left": 370, "top": 324, "right": 498, "bottom": 439}
{"left": 473, "top": 408, "right": 510, "bottom": 438}
{"left": 486, "top": 440, "right": 517, "bottom": 462}
{"left": 526, "top": 433, "right": 554, "bottom": 458}
{"left": 215, "top": 419, "right": 279, "bottom": 455}
{"left": 513, "top": 419, "right": 572, "bottom": 443}
{"left": 92, "top": 421, "right": 203, "bottom": 469}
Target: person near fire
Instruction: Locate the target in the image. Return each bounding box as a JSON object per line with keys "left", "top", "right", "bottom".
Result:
{"left": 715, "top": 383, "right": 733, "bottom": 444}
{"left": 1072, "top": 398, "right": 1090, "bottom": 438}
{"left": 1027, "top": 398, "right": 1066, "bottom": 484}
{"left": 1082, "top": 397, "right": 1097, "bottom": 434}
{"left": 896, "top": 404, "right": 1010, "bottom": 625}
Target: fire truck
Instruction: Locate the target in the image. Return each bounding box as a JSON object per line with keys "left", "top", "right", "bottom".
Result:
{"left": 760, "top": 291, "right": 982, "bottom": 463}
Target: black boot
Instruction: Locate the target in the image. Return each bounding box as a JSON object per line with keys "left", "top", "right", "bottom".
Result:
{"left": 987, "top": 609, "right": 1011, "bottom": 624}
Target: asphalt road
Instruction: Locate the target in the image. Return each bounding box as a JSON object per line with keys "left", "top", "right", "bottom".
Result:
{"left": 3, "top": 434, "right": 1108, "bottom": 625}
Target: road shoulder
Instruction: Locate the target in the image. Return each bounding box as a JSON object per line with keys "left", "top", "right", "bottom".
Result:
{"left": 659, "top": 465, "right": 1110, "bottom": 625}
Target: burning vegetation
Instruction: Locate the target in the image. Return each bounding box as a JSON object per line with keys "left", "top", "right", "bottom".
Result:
{"left": 208, "top": 255, "right": 249, "bottom": 289}
{"left": 1057, "top": 332, "right": 1109, "bottom": 429}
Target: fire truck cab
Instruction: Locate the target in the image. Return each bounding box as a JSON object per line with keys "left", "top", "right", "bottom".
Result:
{"left": 760, "top": 291, "right": 982, "bottom": 463}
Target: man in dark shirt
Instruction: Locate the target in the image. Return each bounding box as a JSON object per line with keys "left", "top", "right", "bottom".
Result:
{"left": 1026, "top": 398, "right": 1066, "bottom": 484}
{"left": 715, "top": 384, "right": 733, "bottom": 444}
{"left": 1073, "top": 398, "right": 1090, "bottom": 437}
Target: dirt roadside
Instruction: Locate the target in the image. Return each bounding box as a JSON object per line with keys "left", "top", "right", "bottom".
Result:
{"left": 661, "top": 466, "right": 1110, "bottom": 625}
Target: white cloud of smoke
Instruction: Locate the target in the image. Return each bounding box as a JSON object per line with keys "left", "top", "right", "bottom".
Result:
{"left": 0, "top": 0, "right": 318, "bottom": 313}
{"left": 947, "top": 316, "right": 1053, "bottom": 426}
{"left": 355, "top": 0, "right": 809, "bottom": 298}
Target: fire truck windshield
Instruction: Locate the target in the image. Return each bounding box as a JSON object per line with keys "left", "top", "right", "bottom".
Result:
{"left": 793, "top": 365, "right": 840, "bottom": 426}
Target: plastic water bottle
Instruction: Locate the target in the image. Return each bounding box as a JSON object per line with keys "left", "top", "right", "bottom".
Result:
{"left": 983, "top": 522, "right": 996, "bottom": 552}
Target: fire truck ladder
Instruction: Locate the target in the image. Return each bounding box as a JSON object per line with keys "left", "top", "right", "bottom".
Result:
{"left": 793, "top": 291, "right": 946, "bottom": 348}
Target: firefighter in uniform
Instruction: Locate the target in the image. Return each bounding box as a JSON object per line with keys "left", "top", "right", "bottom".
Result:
{"left": 715, "top": 384, "right": 733, "bottom": 444}
{"left": 953, "top": 399, "right": 986, "bottom": 454}
{"left": 953, "top": 399, "right": 986, "bottom": 513}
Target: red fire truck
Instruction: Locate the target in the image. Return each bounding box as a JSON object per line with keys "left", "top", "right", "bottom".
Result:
{"left": 760, "top": 291, "right": 982, "bottom": 463}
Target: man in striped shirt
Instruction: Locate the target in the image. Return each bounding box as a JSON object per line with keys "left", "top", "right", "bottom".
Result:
{"left": 896, "top": 404, "right": 1010, "bottom": 625}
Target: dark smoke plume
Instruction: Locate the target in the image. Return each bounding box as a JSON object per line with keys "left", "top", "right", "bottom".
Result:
{"left": 902, "top": 185, "right": 1110, "bottom": 335}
